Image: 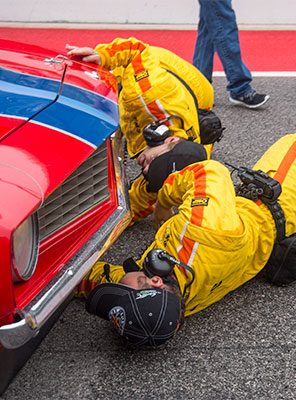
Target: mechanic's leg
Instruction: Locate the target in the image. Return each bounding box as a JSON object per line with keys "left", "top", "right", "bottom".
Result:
{"left": 197, "top": 0, "right": 252, "bottom": 97}
{"left": 193, "top": 1, "right": 215, "bottom": 82}
{"left": 253, "top": 133, "right": 296, "bottom": 237}
{"left": 254, "top": 133, "right": 296, "bottom": 285}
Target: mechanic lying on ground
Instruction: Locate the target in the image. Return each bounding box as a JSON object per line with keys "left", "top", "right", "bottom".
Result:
{"left": 76, "top": 134, "right": 296, "bottom": 346}
{"left": 66, "top": 37, "right": 224, "bottom": 223}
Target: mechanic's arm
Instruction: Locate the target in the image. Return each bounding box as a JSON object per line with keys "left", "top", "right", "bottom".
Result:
{"left": 75, "top": 261, "right": 125, "bottom": 298}
{"left": 66, "top": 45, "right": 101, "bottom": 64}
{"left": 67, "top": 37, "right": 152, "bottom": 71}
{"left": 156, "top": 167, "right": 194, "bottom": 208}
{"left": 153, "top": 168, "right": 191, "bottom": 231}
{"left": 128, "top": 175, "right": 158, "bottom": 225}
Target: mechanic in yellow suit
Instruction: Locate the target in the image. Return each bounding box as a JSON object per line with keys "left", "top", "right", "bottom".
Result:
{"left": 76, "top": 134, "right": 296, "bottom": 346}
{"left": 66, "top": 37, "right": 223, "bottom": 223}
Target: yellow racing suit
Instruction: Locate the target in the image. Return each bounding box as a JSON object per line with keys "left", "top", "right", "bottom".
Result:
{"left": 76, "top": 134, "right": 296, "bottom": 317}
{"left": 95, "top": 37, "right": 214, "bottom": 158}
{"left": 94, "top": 37, "right": 214, "bottom": 223}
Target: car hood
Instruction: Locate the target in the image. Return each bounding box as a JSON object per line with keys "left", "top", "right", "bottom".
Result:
{"left": 0, "top": 40, "right": 120, "bottom": 229}
{"left": 0, "top": 39, "right": 119, "bottom": 139}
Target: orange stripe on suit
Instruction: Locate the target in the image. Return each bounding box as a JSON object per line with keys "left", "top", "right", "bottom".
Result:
{"left": 274, "top": 141, "right": 296, "bottom": 184}
{"left": 146, "top": 100, "right": 168, "bottom": 122}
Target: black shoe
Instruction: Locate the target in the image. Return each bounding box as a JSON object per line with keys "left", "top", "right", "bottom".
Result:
{"left": 229, "top": 89, "right": 270, "bottom": 109}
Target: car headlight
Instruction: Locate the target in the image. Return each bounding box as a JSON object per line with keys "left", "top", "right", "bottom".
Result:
{"left": 12, "top": 214, "right": 40, "bottom": 282}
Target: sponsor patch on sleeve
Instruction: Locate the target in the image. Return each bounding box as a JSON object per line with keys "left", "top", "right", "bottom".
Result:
{"left": 185, "top": 127, "right": 197, "bottom": 140}
{"left": 134, "top": 70, "right": 149, "bottom": 81}
{"left": 191, "top": 197, "right": 209, "bottom": 207}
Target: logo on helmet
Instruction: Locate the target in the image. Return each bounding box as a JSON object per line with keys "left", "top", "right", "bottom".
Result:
{"left": 136, "top": 289, "right": 160, "bottom": 300}
{"left": 109, "top": 306, "right": 126, "bottom": 336}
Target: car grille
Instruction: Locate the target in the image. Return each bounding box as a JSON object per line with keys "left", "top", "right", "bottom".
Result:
{"left": 38, "top": 141, "right": 110, "bottom": 241}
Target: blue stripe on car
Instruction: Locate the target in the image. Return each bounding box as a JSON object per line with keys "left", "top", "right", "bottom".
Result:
{"left": 0, "top": 67, "right": 59, "bottom": 117}
{"left": 0, "top": 67, "right": 119, "bottom": 147}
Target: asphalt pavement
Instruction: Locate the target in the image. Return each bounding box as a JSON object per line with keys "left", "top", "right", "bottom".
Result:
{"left": 1, "top": 76, "right": 296, "bottom": 400}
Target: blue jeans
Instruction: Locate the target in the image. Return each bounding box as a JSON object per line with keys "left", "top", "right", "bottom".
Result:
{"left": 193, "top": 0, "right": 252, "bottom": 98}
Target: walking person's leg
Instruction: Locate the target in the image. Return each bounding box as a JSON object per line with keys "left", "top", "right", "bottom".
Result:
{"left": 193, "top": 1, "right": 215, "bottom": 82}
{"left": 193, "top": 0, "right": 269, "bottom": 108}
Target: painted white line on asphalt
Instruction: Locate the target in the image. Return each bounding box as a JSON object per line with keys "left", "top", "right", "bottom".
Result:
{"left": 213, "top": 71, "right": 296, "bottom": 77}
{"left": 1, "top": 23, "right": 296, "bottom": 30}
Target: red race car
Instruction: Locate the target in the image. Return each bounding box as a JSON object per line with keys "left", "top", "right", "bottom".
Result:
{"left": 0, "top": 39, "right": 131, "bottom": 393}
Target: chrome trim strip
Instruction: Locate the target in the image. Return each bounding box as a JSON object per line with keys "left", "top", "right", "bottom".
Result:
{"left": 0, "top": 131, "right": 131, "bottom": 350}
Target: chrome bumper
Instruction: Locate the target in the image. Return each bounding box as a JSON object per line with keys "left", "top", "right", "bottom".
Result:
{"left": 0, "top": 133, "right": 131, "bottom": 350}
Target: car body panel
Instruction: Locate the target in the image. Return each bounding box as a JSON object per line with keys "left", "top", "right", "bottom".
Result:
{"left": 0, "top": 39, "right": 131, "bottom": 354}
{"left": 0, "top": 38, "right": 117, "bottom": 101}
{"left": 0, "top": 38, "right": 118, "bottom": 141}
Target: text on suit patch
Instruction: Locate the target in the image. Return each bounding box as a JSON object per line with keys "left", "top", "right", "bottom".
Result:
{"left": 191, "top": 197, "right": 209, "bottom": 207}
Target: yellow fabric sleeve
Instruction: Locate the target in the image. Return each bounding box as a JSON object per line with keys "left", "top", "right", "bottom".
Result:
{"left": 94, "top": 37, "right": 150, "bottom": 72}
{"left": 128, "top": 176, "right": 158, "bottom": 225}
{"left": 75, "top": 261, "right": 125, "bottom": 298}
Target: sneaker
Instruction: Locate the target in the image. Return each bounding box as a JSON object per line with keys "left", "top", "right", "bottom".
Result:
{"left": 229, "top": 89, "right": 270, "bottom": 109}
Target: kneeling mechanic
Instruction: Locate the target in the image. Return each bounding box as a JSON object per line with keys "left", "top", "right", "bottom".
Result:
{"left": 66, "top": 37, "right": 224, "bottom": 223}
